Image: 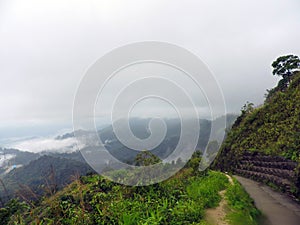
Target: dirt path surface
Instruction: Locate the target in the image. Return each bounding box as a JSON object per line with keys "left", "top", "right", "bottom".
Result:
{"left": 205, "top": 174, "right": 233, "bottom": 225}
{"left": 205, "top": 189, "right": 229, "bottom": 225}
{"left": 234, "top": 175, "right": 300, "bottom": 225}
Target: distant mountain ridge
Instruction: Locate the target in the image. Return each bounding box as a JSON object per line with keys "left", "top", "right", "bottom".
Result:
{"left": 61, "top": 115, "right": 238, "bottom": 165}
{"left": 0, "top": 154, "right": 94, "bottom": 204}
{"left": 0, "top": 114, "right": 237, "bottom": 203}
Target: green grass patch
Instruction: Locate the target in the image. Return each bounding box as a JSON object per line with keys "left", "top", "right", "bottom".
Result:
{"left": 2, "top": 170, "right": 233, "bottom": 225}
{"left": 225, "top": 178, "right": 261, "bottom": 225}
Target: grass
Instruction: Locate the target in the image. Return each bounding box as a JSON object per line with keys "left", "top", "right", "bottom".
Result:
{"left": 1, "top": 167, "right": 261, "bottom": 225}
{"left": 1, "top": 169, "right": 232, "bottom": 225}
{"left": 225, "top": 178, "right": 261, "bottom": 225}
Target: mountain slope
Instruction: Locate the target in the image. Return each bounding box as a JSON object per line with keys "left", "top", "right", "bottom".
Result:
{"left": 0, "top": 148, "right": 40, "bottom": 174}
{"left": 0, "top": 155, "right": 94, "bottom": 202}
{"left": 1, "top": 168, "right": 260, "bottom": 225}
{"left": 214, "top": 72, "right": 300, "bottom": 198}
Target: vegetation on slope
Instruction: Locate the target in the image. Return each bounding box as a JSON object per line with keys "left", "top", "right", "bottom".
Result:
{"left": 225, "top": 178, "right": 261, "bottom": 225}
{"left": 0, "top": 153, "right": 260, "bottom": 225}
{"left": 0, "top": 155, "right": 94, "bottom": 204}
{"left": 215, "top": 71, "right": 300, "bottom": 168}
{"left": 214, "top": 56, "right": 300, "bottom": 198}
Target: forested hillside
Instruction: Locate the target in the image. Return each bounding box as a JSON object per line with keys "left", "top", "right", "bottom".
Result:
{"left": 0, "top": 155, "right": 94, "bottom": 204}
{"left": 215, "top": 71, "right": 300, "bottom": 198}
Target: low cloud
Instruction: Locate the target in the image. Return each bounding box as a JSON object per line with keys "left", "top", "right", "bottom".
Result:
{"left": 10, "top": 137, "right": 80, "bottom": 153}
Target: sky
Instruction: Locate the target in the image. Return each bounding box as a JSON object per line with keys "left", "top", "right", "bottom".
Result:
{"left": 0, "top": 0, "right": 300, "bottom": 140}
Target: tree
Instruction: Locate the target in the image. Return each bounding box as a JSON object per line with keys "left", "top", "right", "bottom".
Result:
{"left": 241, "top": 101, "right": 254, "bottom": 115}
{"left": 185, "top": 151, "right": 203, "bottom": 174}
{"left": 272, "top": 55, "right": 300, "bottom": 81}
{"left": 135, "top": 150, "right": 161, "bottom": 166}
{"left": 266, "top": 55, "right": 300, "bottom": 100}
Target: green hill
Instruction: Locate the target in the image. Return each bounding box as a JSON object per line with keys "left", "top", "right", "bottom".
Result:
{"left": 214, "top": 72, "right": 300, "bottom": 198}
{"left": 0, "top": 162, "right": 260, "bottom": 225}
{"left": 0, "top": 155, "right": 94, "bottom": 203}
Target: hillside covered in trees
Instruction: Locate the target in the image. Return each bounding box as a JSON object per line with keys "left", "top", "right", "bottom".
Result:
{"left": 0, "top": 155, "right": 94, "bottom": 205}
{"left": 215, "top": 62, "right": 300, "bottom": 198}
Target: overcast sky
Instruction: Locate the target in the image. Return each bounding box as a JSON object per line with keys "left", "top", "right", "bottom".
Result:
{"left": 0, "top": 0, "right": 300, "bottom": 139}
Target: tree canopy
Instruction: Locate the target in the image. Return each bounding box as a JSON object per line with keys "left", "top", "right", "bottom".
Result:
{"left": 134, "top": 150, "right": 161, "bottom": 166}
{"left": 272, "top": 54, "right": 300, "bottom": 80}
{"left": 266, "top": 55, "right": 300, "bottom": 100}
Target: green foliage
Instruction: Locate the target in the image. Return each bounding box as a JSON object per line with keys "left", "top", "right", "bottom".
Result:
{"left": 226, "top": 178, "right": 261, "bottom": 225}
{"left": 135, "top": 150, "right": 161, "bottom": 166}
{"left": 2, "top": 170, "right": 233, "bottom": 225}
{"left": 215, "top": 72, "right": 300, "bottom": 171}
{"left": 241, "top": 101, "right": 254, "bottom": 115}
{"left": 185, "top": 151, "right": 203, "bottom": 175}
{"left": 1, "top": 155, "right": 94, "bottom": 202}
{"left": 272, "top": 55, "right": 300, "bottom": 79}
{"left": 267, "top": 55, "right": 300, "bottom": 99}
{"left": 0, "top": 199, "right": 29, "bottom": 225}
{"left": 186, "top": 171, "right": 228, "bottom": 208}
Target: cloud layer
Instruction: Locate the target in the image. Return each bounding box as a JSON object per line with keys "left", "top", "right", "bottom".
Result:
{"left": 0, "top": 0, "right": 299, "bottom": 138}
{"left": 10, "top": 137, "right": 79, "bottom": 153}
